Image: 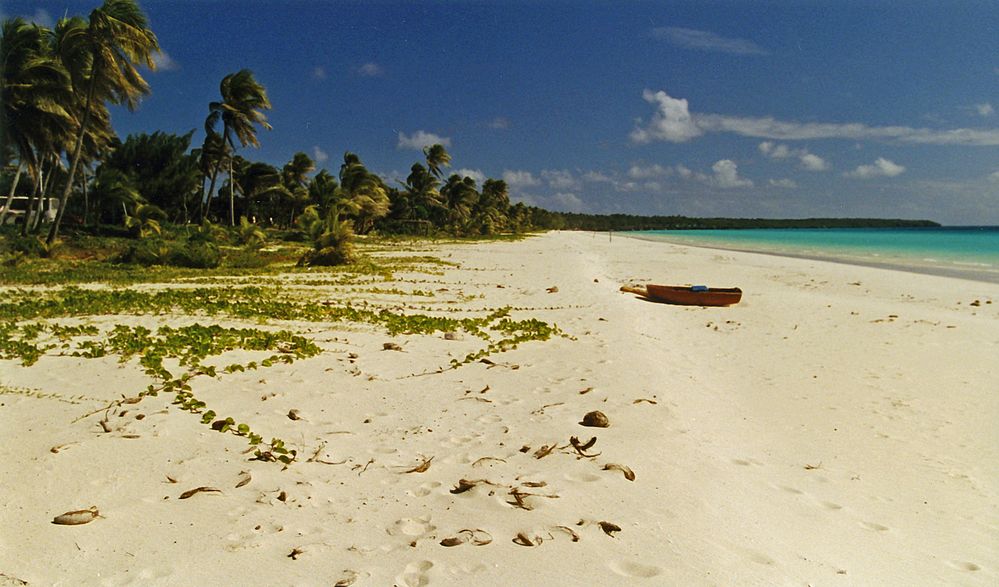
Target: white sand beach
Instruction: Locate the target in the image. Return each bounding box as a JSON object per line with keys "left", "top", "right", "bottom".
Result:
{"left": 1, "top": 231, "right": 996, "bottom": 586}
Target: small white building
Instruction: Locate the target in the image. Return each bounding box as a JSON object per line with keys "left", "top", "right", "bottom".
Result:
{"left": 0, "top": 196, "right": 59, "bottom": 225}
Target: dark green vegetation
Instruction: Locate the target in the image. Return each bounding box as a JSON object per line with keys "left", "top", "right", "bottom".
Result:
{"left": 554, "top": 214, "right": 940, "bottom": 231}
{"left": 1, "top": 1, "right": 557, "bottom": 269}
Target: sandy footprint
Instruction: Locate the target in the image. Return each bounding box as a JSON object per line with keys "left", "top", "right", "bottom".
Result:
{"left": 388, "top": 516, "right": 437, "bottom": 540}
{"left": 395, "top": 560, "right": 434, "bottom": 587}
{"left": 406, "top": 481, "right": 443, "bottom": 497}
{"left": 607, "top": 560, "right": 663, "bottom": 578}
{"left": 563, "top": 471, "right": 602, "bottom": 483}
{"left": 333, "top": 569, "right": 363, "bottom": 586}
{"left": 859, "top": 521, "right": 890, "bottom": 532}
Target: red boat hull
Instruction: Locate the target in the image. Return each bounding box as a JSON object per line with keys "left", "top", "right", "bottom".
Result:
{"left": 644, "top": 284, "right": 742, "bottom": 306}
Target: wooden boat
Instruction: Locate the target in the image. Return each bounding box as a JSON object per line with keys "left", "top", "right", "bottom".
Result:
{"left": 621, "top": 284, "right": 742, "bottom": 306}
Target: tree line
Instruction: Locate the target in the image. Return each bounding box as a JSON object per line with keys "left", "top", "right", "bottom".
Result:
{"left": 0, "top": 0, "right": 559, "bottom": 266}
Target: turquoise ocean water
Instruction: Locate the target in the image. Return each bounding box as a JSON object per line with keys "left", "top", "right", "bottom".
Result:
{"left": 626, "top": 227, "right": 999, "bottom": 283}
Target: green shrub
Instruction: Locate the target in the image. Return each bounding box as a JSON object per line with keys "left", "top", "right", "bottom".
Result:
{"left": 298, "top": 246, "right": 353, "bottom": 267}
{"left": 224, "top": 248, "right": 270, "bottom": 268}
{"left": 114, "top": 238, "right": 221, "bottom": 268}
{"left": 297, "top": 206, "right": 356, "bottom": 266}
{"left": 6, "top": 235, "right": 59, "bottom": 258}
{"left": 113, "top": 239, "right": 170, "bottom": 265}
{"left": 170, "top": 241, "right": 221, "bottom": 268}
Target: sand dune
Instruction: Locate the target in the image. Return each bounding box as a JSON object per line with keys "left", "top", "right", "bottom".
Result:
{"left": 1, "top": 231, "right": 996, "bottom": 585}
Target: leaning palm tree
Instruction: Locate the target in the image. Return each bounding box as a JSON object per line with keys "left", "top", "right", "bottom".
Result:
{"left": 423, "top": 143, "right": 451, "bottom": 179}
{"left": 441, "top": 174, "right": 479, "bottom": 232}
{"left": 46, "top": 0, "right": 160, "bottom": 245}
{"left": 0, "top": 18, "right": 75, "bottom": 226}
{"left": 281, "top": 152, "right": 314, "bottom": 225}
{"left": 402, "top": 162, "right": 442, "bottom": 222}
{"left": 473, "top": 178, "right": 510, "bottom": 234}
{"left": 196, "top": 130, "right": 226, "bottom": 222}
{"left": 338, "top": 152, "right": 389, "bottom": 234}
{"left": 306, "top": 169, "right": 339, "bottom": 216}
{"left": 205, "top": 69, "right": 272, "bottom": 226}
{"left": 235, "top": 160, "right": 289, "bottom": 223}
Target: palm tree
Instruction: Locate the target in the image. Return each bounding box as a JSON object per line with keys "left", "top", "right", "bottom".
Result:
{"left": 402, "top": 162, "right": 442, "bottom": 223}
{"left": 473, "top": 178, "right": 510, "bottom": 234}
{"left": 205, "top": 69, "right": 272, "bottom": 226}
{"left": 338, "top": 152, "right": 389, "bottom": 234}
{"left": 307, "top": 169, "right": 339, "bottom": 216}
{"left": 234, "top": 161, "right": 289, "bottom": 223}
{"left": 88, "top": 166, "right": 141, "bottom": 225}
{"left": 46, "top": 0, "right": 160, "bottom": 245}
{"left": 281, "top": 151, "right": 314, "bottom": 225}
{"left": 423, "top": 143, "right": 451, "bottom": 179}
{"left": 196, "top": 130, "right": 226, "bottom": 222}
{"left": 0, "top": 18, "right": 75, "bottom": 226}
{"left": 441, "top": 174, "right": 479, "bottom": 232}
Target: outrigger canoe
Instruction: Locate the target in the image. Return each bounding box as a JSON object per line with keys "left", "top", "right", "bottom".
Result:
{"left": 621, "top": 284, "right": 743, "bottom": 307}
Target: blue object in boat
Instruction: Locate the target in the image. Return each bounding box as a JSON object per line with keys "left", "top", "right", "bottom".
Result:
{"left": 690, "top": 285, "right": 709, "bottom": 292}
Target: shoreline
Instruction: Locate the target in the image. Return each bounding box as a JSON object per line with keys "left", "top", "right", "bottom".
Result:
{"left": 621, "top": 231, "right": 999, "bottom": 284}
{"left": 2, "top": 232, "right": 996, "bottom": 585}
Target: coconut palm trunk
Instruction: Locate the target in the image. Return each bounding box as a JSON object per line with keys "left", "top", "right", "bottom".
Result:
{"left": 22, "top": 164, "right": 46, "bottom": 235}
{"left": 229, "top": 146, "right": 235, "bottom": 225}
{"left": 203, "top": 163, "right": 221, "bottom": 222}
{"left": 0, "top": 160, "right": 26, "bottom": 226}
{"left": 47, "top": 72, "right": 97, "bottom": 245}
{"left": 33, "top": 157, "right": 59, "bottom": 232}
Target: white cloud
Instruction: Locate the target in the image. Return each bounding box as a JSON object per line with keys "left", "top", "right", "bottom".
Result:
{"left": 312, "top": 146, "right": 329, "bottom": 163}
{"left": 582, "top": 171, "right": 613, "bottom": 183}
{"left": 975, "top": 103, "right": 995, "bottom": 117}
{"left": 674, "top": 164, "right": 696, "bottom": 180}
{"left": 759, "top": 141, "right": 829, "bottom": 171}
{"left": 552, "top": 192, "right": 585, "bottom": 212}
{"left": 488, "top": 117, "right": 510, "bottom": 129}
{"left": 758, "top": 141, "right": 793, "bottom": 159}
{"left": 634, "top": 90, "right": 999, "bottom": 146}
{"left": 652, "top": 27, "right": 768, "bottom": 56}
{"left": 768, "top": 178, "right": 798, "bottom": 189}
{"left": 312, "top": 66, "right": 327, "bottom": 80}
{"left": 799, "top": 153, "right": 829, "bottom": 171}
{"left": 397, "top": 130, "right": 451, "bottom": 150}
{"left": 151, "top": 51, "right": 179, "bottom": 71}
{"left": 627, "top": 163, "right": 672, "bottom": 179}
{"left": 846, "top": 157, "right": 906, "bottom": 179}
{"left": 502, "top": 170, "right": 540, "bottom": 188}
{"left": 989, "top": 170, "right": 999, "bottom": 183}
{"left": 697, "top": 113, "right": 999, "bottom": 145}
{"left": 542, "top": 169, "right": 582, "bottom": 190}
{"left": 357, "top": 62, "right": 384, "bottom": 77}
{"left": 760, "top": 141, "right": 829, "bottom": 171}
{"left": 630, "top": 89, "right": 703, "bottom": 144}
{"left": 457, "top": 168, "right": 486, "bottom": 184}
{"left": 711, "top": 159, "right": 753, "bottom": 188}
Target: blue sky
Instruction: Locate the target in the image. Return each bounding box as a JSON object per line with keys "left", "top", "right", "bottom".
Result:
{"left": 5, "top": 1, "right": 999, "bottom": 224}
